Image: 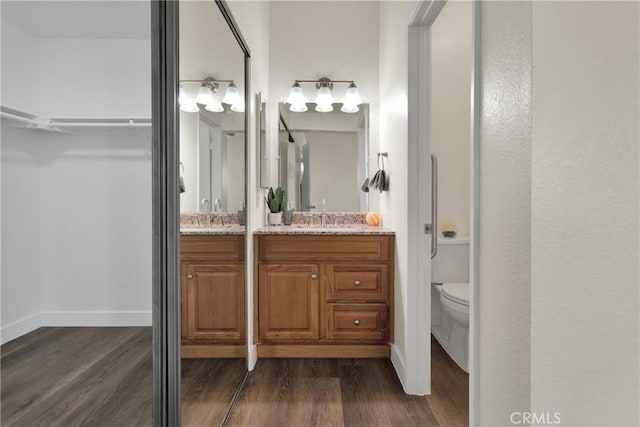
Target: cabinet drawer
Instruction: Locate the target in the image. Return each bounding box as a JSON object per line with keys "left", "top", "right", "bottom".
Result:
{"left": 326, "top": 304, "right": 388, "bottom": 342}
{"left": 259, "top": 235, "right": 392, "bottom": 262}
{"left": 181, "top": 235, "right": 244, "bottom": 262}
{"left": 326, "top": 264, "right": 389, "bottom": 302}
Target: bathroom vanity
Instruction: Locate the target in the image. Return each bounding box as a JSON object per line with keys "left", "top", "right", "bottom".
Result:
{"left": 254, "top": 225, "right": 394, "bottom": 358}
{"left": 180, "top": 220, "right": 246, "bottom": 358}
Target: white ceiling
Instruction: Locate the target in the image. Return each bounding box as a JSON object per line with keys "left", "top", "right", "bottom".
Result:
{"left": 1, "top": 1, "right": 150, "bottom": 39}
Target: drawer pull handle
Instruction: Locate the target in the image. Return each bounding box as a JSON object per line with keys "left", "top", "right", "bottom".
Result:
{"left": 353, "top": 319, "right": 361, "bottom": 326}
{"left": 187, "top": 274, "right": 193, "bottom": 279}
{"left": 311, "top": 273, "right": 318, "bottom": 280}
{"left": 354, "top": 280, "right": 361, "bottom": 286}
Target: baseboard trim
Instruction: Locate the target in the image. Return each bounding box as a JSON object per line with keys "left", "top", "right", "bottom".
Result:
{"left": 182, "top": 344, "right": 246, "bottom": 358}
{"left": 41, "top": 311, "right": 152, "bottom": 326}
{"left": 258, "top": 344, "right": 390, "bottom": 358}
{"left": 1, "top": 313, "right": 42, "bottom": 345}
{"left": 390, "top": 343, "right": 407, "bottom": 390}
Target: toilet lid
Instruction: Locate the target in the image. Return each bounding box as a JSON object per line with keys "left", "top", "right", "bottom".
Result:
{"left": 442, "top": 283, "right": 470, "bottom": 306}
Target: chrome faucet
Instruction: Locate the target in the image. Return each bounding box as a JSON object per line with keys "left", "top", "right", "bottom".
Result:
{"left": 200, "top": 198, "right": 210, "bottom": 212}
{"left": 321, "top": 198, "right": 327, "bottom": 227}
{"left": 214, "top": 198, "right": 222, "bottom": 213}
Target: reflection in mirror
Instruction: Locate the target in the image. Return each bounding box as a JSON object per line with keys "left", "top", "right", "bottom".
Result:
{"left": 257, "top": 94, "right": 268, "bottom": 188}
{"left": 279, "top": 103, "right": 369, "bottom": 212}
{"left": 180, "top": 110, "right": 245, "bottom": 213}
{"left": 179, "top": 1, "right": 247, "bottom": 425}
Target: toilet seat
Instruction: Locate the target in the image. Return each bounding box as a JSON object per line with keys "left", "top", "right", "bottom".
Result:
{"left": 441, "top": 282, "right": 469, "bottom": 306}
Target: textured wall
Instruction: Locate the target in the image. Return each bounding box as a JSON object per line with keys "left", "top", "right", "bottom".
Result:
{"left": 478, "top": 2, "right": 532, "bottom": 424}
{"left": 530, "top": 2, "right": 640, "bottom": 425}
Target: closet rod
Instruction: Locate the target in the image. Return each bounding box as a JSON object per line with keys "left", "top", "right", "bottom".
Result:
{"left": 51, "top": 121, "right": 152, "bottom": 128}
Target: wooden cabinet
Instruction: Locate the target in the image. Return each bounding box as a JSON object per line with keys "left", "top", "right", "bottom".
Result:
{"left": 258, "top": 264, "right": 319, "bottom": 341}
{"left": 255, "top": 234, "right": 394, "bottom": 358}
{"left": 181, "top": 234, "right": 245, "bottom": 358}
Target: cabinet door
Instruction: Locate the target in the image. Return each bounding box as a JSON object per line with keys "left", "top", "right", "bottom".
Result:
{"left": 183, "top": 263, "right": 245, "bottom": 343}
{"left": 259, "top": 264, "right": 320, "bottom": 341}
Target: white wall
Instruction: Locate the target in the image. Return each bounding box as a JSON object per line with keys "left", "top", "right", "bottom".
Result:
{"left": 38, "top": 39, "right": 151, "bottom": 119}
{"left": 530, "top": 2, "right": 639, "bottom": 425}
{"left": 379, "top": 0, "right": 418, "bottom": 390}
{"left": 431, "top": 1, "right": 471, "bottom": 237}
{"left": 1, "top": 19, "right": 40, "bottom": 114}
{"left": 0, "top": 127, "right": 42, "bottom": 340}
{"left": 477, "top": 2, "right": 532, "bottom": 424}
{"left": 37, "top": 130, "right": 151, "bottom": 324}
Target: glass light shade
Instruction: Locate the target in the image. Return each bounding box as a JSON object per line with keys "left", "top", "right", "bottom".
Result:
{"left": 290, "top": 102, "right": 308, "bottom": 113}
{"left": 343, "top": 83, "right": 362, "bottom": 106}
{"left": 178, "top": 85, "right": 188, "bottom": 106}
{"left": 230, "top": 101, "right": 245, "bottom": 113}
{"left": 314, "top": 86, "right": 334, "bottom": 108}
{"left": 222, "top": 82, "right": 240, "bottom": 105}
{"left": 286, "top": 83, "right": 306, "bottom": 105}
{"left": 180, "top": 101, "right": 199, "bottom": 113}
{"left": 195, "top": 85, "right": 214, "bottom": 105}
{"left": 340, "top": 103, "right": 359, "bottom": 113}
{"left": 205, "top": 99, "right": 224, "bottom": 112}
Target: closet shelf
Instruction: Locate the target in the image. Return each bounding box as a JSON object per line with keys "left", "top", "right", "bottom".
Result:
{"left": 1, "top": 106, "right": 151, "bottom": 130}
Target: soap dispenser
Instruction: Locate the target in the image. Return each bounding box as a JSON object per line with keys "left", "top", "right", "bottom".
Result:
{"left": 283, "top": 201, "right": 293, "bottom": 225}
{"left": 238, "top": 202, "right": 246, "bottom": 226}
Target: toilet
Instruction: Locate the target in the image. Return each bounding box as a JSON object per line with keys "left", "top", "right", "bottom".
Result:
{"left": 431, "top": 237, "right": 470, "bottom": 372}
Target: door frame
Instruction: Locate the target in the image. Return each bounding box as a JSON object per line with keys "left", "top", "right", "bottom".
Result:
{"left": 407, "top": 0, "right": 481, "bottom": 424}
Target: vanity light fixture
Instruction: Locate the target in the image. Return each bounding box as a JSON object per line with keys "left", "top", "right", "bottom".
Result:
{"left": 286, "top": 78, "right": 362, "bottom": 113}
{"left": 179, "top": 77, "right": 244, "bottom": 113}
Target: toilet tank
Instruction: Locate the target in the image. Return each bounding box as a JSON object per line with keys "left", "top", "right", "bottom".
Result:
{"left": 431, "top": 237, "right": 470, "bottom": 283}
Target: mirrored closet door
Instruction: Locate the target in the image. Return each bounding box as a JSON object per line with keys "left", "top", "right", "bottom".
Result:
{"left": 178, "top": 1, "right": 248, "bottom": 425}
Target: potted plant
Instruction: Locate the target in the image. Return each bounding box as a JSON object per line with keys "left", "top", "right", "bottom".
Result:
{"left": 265, "top": 186, "right": 285, "bottom": 225}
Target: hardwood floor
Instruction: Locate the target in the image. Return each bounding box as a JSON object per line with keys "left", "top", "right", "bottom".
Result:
{"left": 2, "top": 329, "right": 467, "bottom": 426}
{"left": 225, "top": 337, "right": 468, "bottom": 427}
{"left": 1, "top": 327, "right": 153, "bottom": 427}
{"left": 1, "top": 327, "right": 246, "bottom": 427}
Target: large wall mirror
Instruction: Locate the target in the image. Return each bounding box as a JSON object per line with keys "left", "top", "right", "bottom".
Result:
{"left": 178, "top": 1, "right": 247, "bottom": 425}
{"left": 278, "top": 103, "right": 369, "bottom": 212}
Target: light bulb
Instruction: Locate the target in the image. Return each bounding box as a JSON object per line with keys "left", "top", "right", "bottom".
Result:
{"left": 286, "top": 82, "right": 306, "bottom": 105}
{"left": 195, "top": 85, "right": 214, "bottom": 105}
{"left": 314, "top": 86, "right": 334, "bottom": 112}
{"left": 343, "top": 82, "right": 362, "bottom": 106}
{"left": 231, "top": 101, "right": 245, "bottom": 113}
{"left": 340, "top": 103, "right": 359, "bottom": 113}
{"left": 222, "top": 82, "right": 240, "bottom": 105}
{"left": 205, "top": 99, "right": 224, "bottom": 112}
{"left": 290, "top": 103, "right": 308, "bottom": 113}
{"left": 178, "top": 85, "right": 187, "bottom": 105}
{"left": 180, "top": 101, "right": 199, "bottom": 113}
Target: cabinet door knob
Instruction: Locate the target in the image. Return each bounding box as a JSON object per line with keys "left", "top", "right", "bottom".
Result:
{"left": 353, "top": 319, "right": 361, "bottom": 326}
{"left": 311, "top": 273, "right": 318, "bottom": 280}
{"left": 187, "top": 274, "right": 193, "bottom": 279}
{"left": 354, "top": 280, "right": 361, "bottom": 286}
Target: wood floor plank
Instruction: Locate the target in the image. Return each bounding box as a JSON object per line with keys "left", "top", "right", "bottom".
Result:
{"left": 7, "top": 328, "right": 152, "bottom": 427}
{"left": 181, "top": 358, "right": 246, "bottom": 427}
{"left": 1, "top": 327, "right": 145, "bottom": 425}
{"left": 426, "top": 336, "right": 469, "bottom": 426}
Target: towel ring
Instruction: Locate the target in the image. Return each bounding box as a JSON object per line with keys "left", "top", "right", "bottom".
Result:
{"left": 179, "top": 162, "right": 185, "bottom": 176}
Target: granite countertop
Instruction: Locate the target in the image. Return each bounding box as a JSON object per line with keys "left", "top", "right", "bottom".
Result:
{"left": 180, "top": 225, "right": 245, "bottom": 235}
{"left": 254, "top": 225, "right": 394, "bottom": 235}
